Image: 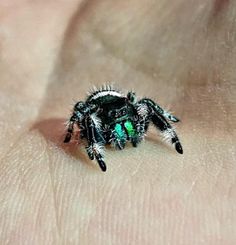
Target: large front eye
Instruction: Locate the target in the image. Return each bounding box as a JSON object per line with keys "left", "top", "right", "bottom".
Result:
{"left": 121, "top": 108, "right": 127, "bottom": 116}
{"left": 108, "top": 110, "right": 116, "bottom": 118}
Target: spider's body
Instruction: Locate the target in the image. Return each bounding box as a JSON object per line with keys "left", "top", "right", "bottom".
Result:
{"left": 64, "top": 86, "right": 183, "bottom": 171}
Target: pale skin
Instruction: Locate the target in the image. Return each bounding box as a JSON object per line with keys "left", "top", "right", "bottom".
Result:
{"left": 0, "top": 0, "right": 236, "bottom": 244}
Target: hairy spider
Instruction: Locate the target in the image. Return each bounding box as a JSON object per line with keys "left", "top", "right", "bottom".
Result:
{"left": 64, "top": 85, "right": 183, "bottom": 172}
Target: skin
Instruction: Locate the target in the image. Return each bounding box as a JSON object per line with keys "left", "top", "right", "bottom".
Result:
{"left": 0, "top": 0, "right": 236, "bottom": 244}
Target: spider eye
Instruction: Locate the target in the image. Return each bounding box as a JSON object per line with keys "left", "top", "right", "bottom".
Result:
{"left": 108, "top": 110, "right": 116, "bottom": 118}
{"left": 74, "top": 102, "right": 85, "bottom": 111}
{"left": 121, "top": 108, "right": 127, "bottom": 116}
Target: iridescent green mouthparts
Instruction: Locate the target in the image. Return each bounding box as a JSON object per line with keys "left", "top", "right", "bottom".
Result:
{"left": 114, "top": 120, "right": 136, "bottom": 141}
{"left": 124, "top": 120, "right": 135, "bottom": 137}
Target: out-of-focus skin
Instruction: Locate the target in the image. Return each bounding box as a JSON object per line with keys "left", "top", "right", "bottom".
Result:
{"left": 0, "top": 0, "right": 236, "bottom": 244}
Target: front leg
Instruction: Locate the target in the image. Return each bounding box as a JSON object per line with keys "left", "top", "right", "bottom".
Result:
{"left": 85, "top": 116, "right": 107, "bottom": 171}
{"left": 151, "top": 113, "right": 183, "bottom": 154}
{"left": 127, "top": 118, "right": 147, "bottom": 147}
{"left": 64, "top": 101, "right": 89, "bottom": 143}
{"left": 139, "top": 99, "right": 183, "bottom": 154}
{"left": 64, "top": 114, "right": 77, "bottom": 143}
{"left": 139, "top": 98, "right": 180, "bottom": 122}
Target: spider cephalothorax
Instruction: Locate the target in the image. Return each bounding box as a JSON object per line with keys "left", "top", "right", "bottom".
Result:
{"left": 64, "top": 85, "right": 183, "bottom": 171}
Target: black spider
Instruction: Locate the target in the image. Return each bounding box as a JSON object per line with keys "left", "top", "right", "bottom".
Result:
{"left": 64, "top": 85, "right": 183, "bottom": 172}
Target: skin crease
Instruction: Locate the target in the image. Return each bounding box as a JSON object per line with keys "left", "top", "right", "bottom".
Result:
{"left": 0, "top": 0, "right": 236, "bottom": 244}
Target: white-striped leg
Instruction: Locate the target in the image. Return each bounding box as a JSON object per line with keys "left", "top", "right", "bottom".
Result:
{"left": 139, "top": 98, "right": 180, "bottom": 122}
{"left": 64, "top": 114, "right": 77, "bottom": 143}
{"left": 151, "top": 113, "right": 183, "bottom": 154}
{"left": 131, "top": 118, "right": 147, "bottom": 147}
{"left": 85, "top": 116, "right": 107, "bottom": 171}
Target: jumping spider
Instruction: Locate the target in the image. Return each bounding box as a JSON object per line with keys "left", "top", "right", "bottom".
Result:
{"left": 64, "top": 85, "right": 183, "bottom": 172}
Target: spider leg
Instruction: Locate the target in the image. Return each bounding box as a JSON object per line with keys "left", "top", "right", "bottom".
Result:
{"left": 129, "top": 102, "right": 152, "bottom": 147}
{"left": 129, "top": 118, "right": 147, "bottom": 147}
{"left": 64, "top": 114, "right": 77, "bottom": 143}
{"left": 127, "top": 91, "right": 137, "bottom": 103}
{"left": 139, "top": 98, "right": 180, "bottom": 122}
{"left": 64, "top": 101, "right": 90, "bottom": 143}
{"left": 85, "top": 116, "right": 107, "bottom": 172}
{"left": 138, "top": 99, "right": 183, "bottom": 154}
{"left": 152, "top": 113, "right": 183, "bottom": 154}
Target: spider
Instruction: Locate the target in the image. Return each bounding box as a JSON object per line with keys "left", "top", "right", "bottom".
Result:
{"left": 64, "top": 85, "right": 183, "bottom": 172}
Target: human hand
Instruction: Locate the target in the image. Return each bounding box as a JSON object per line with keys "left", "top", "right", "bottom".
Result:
{"left": 0, "top": 0, "right": 235, "bottom": 244}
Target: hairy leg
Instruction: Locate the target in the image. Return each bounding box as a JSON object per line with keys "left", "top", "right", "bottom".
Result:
{"left": 151, "top": 114, "right": 183, "bottom": 154}
{"left": 85, "top": 116, "right": 106, "bottom": 171}
{"left": 64, "top": 114, "right": 77, "bottom": 143}
{"left": 139, "top": 98, "right": 180, "bottom": 122}
{"left": 137, "top": 99, "right": 183, "bottom": 153}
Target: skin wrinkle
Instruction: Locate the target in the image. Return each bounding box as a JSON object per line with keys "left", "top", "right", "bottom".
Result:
{"left": 34, "top": 139, "right": 57, "bottom": 244}
{"left": 0, "top": 0, "right": 82, "bottom": 157}
{"left": 129, "top": 153, "right": 142, "bottom": 178}
{"left": 60, "top": 0, "right": 96, "bottom": 47}
{"left": 51, "top": 0, "right": 97, "bottom": 85}
{"left": 29, "top": 175, "right": 49, "bottom": 242}
{"left": 84, "top": 181, "right": 118, "bottom": 235}
{"left": 0, "top": 98, "right": 38, "bottom": 159}
{"left": 90, "top": 29, "right": 160, "bottom": 83}
{"left": 47, "top": 151, "right": 62, "bottom": 243}
{"left": 226, "top": 178, "right": 236, "bottom": 202}
{"left": 89, "top": 4, "right": 179, "bottom": 81}
{"left": 213, "top": 151, "right": 235, "bottom": 198}
{"left": 0, "top": 130, "right": 27, "bottom": 163}
{"left": 0, "top": 134, "right": 55, "bottom": 244}
{"left": 92, "top": 1, "right": 211, "bottom": 91}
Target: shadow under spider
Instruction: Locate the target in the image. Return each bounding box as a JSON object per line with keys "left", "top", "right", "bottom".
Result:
{"left": 32, "top": 118, "right": 175, "bottom": 163}
{"left": 31, "top": 118, "right": 95, "bottom": 169}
